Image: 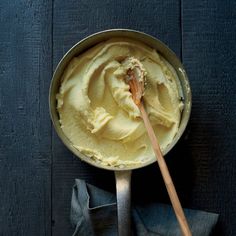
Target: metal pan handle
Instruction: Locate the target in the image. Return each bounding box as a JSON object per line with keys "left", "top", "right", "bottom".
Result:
{"left": 115, "top": 170, "right": 132, "bottom": 236}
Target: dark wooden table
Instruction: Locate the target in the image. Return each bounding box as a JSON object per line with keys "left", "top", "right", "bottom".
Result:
{"left": 1, "top": 1, "right": 235, "bottom": 235}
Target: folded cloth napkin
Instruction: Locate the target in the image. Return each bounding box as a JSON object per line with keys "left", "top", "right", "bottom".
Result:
{"left": 71, "top": 179, "right": 218, "bottom": 236}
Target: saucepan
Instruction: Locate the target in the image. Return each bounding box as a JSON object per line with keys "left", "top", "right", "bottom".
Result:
{"left": 49, "top": 29, "right": 191, "bottom": 236}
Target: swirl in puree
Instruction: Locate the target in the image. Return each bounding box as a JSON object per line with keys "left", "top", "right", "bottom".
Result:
{"left": 57, "top": 38, "right": 183, "bottom": 167}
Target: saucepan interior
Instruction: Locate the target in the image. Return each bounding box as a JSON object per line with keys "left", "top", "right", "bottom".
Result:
{"left": 49, "top": 29, "right": 191, "bottom": 171}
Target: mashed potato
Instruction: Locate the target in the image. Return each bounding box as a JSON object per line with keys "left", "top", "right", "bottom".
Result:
{"left": 57, "top": 38, "right": 183, "bottom": 167}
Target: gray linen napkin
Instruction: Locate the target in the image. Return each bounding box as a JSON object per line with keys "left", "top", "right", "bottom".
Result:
{"left": 71, "top": 179, "right": 218, "bottom": 236}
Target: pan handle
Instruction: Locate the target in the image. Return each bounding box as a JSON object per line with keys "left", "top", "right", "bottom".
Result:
{"left": 115, "top": 170, "right": 132, "bottom": 236}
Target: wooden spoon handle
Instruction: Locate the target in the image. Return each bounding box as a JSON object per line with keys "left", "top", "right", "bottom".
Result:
{"left": 139, "top": 103, "right": 192, "bottom": 236}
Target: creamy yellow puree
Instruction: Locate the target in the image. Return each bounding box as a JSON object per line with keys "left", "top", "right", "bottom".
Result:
{"left": 57, "top": 38, "right": 183, "bottom": 167}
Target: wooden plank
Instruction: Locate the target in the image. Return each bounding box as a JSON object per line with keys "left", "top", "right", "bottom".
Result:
{"left": 182, "top": 0, "right": 236, "bottom": 235}
{"left": 0, "top": 1, "right": 52, "bottom": 235}
{"left": 52, "top": 0, "right": 182, "bottom": 235}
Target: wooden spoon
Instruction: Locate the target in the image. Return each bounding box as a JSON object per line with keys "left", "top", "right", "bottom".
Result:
{"left": 126, "top": 63, "right": 192, "bottom": 236}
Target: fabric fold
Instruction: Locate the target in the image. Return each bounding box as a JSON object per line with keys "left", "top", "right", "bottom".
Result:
{"left": 71, "top": 179, "right": 219, "bottom": 236}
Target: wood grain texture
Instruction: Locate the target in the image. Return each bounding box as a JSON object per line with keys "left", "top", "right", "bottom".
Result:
{"left": 0, "top": 1, "right": 52, "bottom": 235}
{"left": 1, "top": 0, "right": 235, "bottom": 235}
{"left": 182, "top": 0, "right": 236, "bottom": 235}
{"left": 52, "top": 0, "right": 182, "bottom": 235}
